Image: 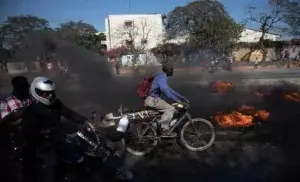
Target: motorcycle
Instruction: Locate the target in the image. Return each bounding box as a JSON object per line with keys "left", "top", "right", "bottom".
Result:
{"left": 42, "top": 112, "right": 133, "bottom": 182}
{"left": 102, "top": 103, "right": 216, "bottom": 156}
{"left": 1, "top": 110, "right": 132, "bottom": 182}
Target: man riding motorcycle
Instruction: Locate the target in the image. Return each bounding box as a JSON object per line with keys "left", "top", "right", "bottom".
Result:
{"left": 21, "top": 76, "right": 132, "bottom": 182}
{"left": 21, "top": 76, "right": 89, "bottom": 182}
{"left": 144, "top": 63, "right": 189, "bottom": 137}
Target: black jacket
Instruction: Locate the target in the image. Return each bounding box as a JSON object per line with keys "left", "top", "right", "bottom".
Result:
{"left": 21, "top": 99, "right": 87, "bottom": 144}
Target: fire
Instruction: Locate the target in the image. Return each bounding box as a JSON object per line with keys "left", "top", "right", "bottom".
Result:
{"left": 212, "top": 81, "right": 234, "bottom": 94}
{"left": 254, "top": 110, "right": 270, "bottom": 121}
{"left": 215, "top": 105, "right": 270, "bottom": 128}
{"left": 284, "top": 92, "right": 300, "bottom": 102}
{"left": 215, "top": 111, "right": 254, "bottom": 127}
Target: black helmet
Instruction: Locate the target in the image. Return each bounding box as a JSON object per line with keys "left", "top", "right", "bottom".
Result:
{"left": 162, "top": 63, "right": 174, "bottom": 76}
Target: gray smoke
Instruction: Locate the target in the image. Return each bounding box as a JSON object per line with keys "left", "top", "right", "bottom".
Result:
{"left": 4, "top": 31, "right": 143, "bottom": 116}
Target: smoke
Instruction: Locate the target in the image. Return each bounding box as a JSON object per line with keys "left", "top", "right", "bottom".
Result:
{"left": 3, "top": 31, "right": 300, "bottom": 122}
{"left": 4, "top": 31, "right": 144, "bottom": 116}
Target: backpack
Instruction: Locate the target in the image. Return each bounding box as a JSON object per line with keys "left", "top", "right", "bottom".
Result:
{"left": 136, "top": 75, "right": 154, "bottom": 99}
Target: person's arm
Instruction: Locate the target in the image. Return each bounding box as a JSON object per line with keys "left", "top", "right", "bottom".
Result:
{"left": 59, "top": 100, "right": 87, "bottom": 124}
{"left": 169, "top": 87, "right": 184, "bottom": 99}
{"left": 157, "top": 76, "right": 181, "bottom": 103}
{"left": 0, "top": 100, "right": 9, "bottom": 120}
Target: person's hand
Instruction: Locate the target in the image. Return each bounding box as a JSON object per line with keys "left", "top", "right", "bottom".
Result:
{"left": 181, "top": 97, "right": 190, "bottom": 104}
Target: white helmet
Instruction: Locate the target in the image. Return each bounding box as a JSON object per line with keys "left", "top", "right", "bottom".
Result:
{"left": 30, "top": 77, "right": 56, "bottom": 105}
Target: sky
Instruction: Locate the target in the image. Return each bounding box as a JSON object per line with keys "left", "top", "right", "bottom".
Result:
{"left": 0, "top": 0, "right": 269, "bottom": 31}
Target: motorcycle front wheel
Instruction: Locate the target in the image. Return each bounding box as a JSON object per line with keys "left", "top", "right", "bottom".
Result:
{"left": 122, "top": 122, "right": 158, "bottom": 156}
{"left": 180, "top": 118, "right": 215, "bottom": 151}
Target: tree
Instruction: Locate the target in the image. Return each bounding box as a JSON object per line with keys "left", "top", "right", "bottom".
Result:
{"left": 245, "top": 1, "right": 287, "bottom": 62}
{"left": 166, "top": 0, "right": 243, "bottom": 55}
{"left": 74, "top": 33, "right": 106, "bottom": 54}
{"left": 56, "top": 21, "right": 106, "bottom": 53}
{"left": 104, "top": 46, "right": 128, "bottom": 59}
{"left": 0, "top": 15, "right": 49, "bottom": 51}
{"left": 113, "top": 18, "right": 153, "bottom": 65}
{"left": 56, "top": 20, "right": 97, "bottom": 42}
{"left": 150, "top": 43, "right": 182, "bottom": 63}
{"left": 272, "top": 0, "right": 300, "bottom": 36}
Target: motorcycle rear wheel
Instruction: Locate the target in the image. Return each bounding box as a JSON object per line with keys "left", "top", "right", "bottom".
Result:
{"left": 122, "top": 122, "right": 158, "bottom": 156}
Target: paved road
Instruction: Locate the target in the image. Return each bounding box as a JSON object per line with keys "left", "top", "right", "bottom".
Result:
{"left": 1, "top": 70, "right": 300, "bottom": 182}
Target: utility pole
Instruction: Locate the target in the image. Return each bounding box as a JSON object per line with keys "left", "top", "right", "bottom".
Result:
{"left": 128, "top": 0, "right": 131, "bottom": 14}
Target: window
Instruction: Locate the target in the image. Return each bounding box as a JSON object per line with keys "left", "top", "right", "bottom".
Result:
{"left": 124, "top": 20, "right": 133, "bottom": 27}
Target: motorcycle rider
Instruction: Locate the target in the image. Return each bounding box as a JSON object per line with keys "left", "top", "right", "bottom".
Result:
{"left": 21, "top": 76, "right": 88, "bottom": 182}
{"left": 21, "top": 76, "right": 132, "bottom": 182}
{"left": 144, "top": 63, "right": 188, "bottom": 137}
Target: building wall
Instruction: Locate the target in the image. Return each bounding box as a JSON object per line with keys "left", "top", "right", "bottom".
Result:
{"left": 7, "top": 62, "right": 28, "bottom": 74}
{"left": 238, "top": 28, "right": 280, "bottom": 43}
{"left": 233, "top": 45, "right": 300, "bottom": 62}
{"left": 105, "top": 14, "right": 165, "bottom": 50}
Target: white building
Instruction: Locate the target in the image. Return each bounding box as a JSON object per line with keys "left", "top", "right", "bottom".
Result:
{"left": 105, "top": 14, "right": 165, "bottom": 51}
{"left": 238, "top": 28, "right": 281, "bottom": 43}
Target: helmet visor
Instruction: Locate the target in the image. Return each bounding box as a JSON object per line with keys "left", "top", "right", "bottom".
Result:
{"left": 35, "top": 88, "right": 55, "bottom": 101}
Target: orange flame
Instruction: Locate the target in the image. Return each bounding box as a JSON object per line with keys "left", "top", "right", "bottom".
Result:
{"left": 215, "top": 105, "right": 270, "bottom": 127}
{"left": 215, "top": 111, "right": 254, "bottom": 128}
{"left": 212, "top": 81, "right": 234, "bottom": 94}
{"left": 284, "top": 92, "right": 300, "bottom": 102}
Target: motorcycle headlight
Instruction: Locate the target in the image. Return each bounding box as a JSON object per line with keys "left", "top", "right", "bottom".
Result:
{"left": 177, "top": 104, "right": 184, "bottom": 108}
{"left": 116, "top": 115, "right": 129, "bottom": 133}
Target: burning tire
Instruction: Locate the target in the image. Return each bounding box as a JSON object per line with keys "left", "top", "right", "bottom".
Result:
{"left": 180, "top": 118, "right": 215, "bottom": 151}
{"left": 123, "top": 122, "right": 158, "bottom": 156}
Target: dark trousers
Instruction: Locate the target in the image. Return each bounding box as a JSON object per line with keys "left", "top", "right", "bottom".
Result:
{"left": 22, "top": 141, "right": 57, "bottom": 182}
{"left": 22, "top": 139, "right": 126, "bottom": 182}
{"left": 0, "top": 134, "right": 21, "bottom": 182}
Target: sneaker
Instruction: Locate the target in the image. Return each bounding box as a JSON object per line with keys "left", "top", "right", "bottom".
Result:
{"left": 161, "top": 131, "right": 177, "bottom": 138}
{"left": 115, "top": 168, "right": 133, "bottom": 180}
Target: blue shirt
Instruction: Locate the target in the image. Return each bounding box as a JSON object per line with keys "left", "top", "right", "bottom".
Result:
{"left": 149, "top": 72, "right": 183, "bottom": 102}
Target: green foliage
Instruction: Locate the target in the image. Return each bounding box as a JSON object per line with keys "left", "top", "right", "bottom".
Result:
{"left": 166, "top": 0, "right": 243, "bottom": 53}
{"left": 56, "top": 20, "right": 97, "bottom": 41}
{"left": 150, "top": 43, "right": 182, "bottom": 57}
{"left": 74, "top": 33, "right": 106, "bottom": 54}
{"left": 0, "top": 15, "right": 49, "bottom": 50}
{"left": 0, "top": 16, "right": 107, "bottom": 55}
{"left": 272, "top": 0, "right": 300, "bottom": 36}
{"left": 56, "top": 21, "right": 106, "bottom": 53}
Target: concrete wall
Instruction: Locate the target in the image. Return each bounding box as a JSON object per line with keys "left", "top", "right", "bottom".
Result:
{"left": 233, "top": 45, "right": 300, "bottom": 62}
{"left": 121, "top": 52, "right": 159, "bottom": 66}
{"left": 238, "top": 28, "right": 280, "bottom": 43}
{"left": 7, "top": 62, "right": 28, "bottom": 74}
